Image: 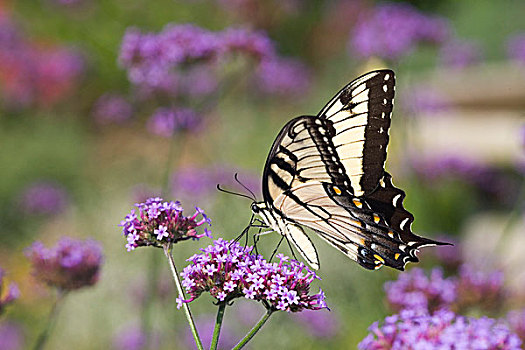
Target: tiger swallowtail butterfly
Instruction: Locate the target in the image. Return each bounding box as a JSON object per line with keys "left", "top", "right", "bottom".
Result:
{"left": 251, "top": 69, "right": 447, "bottom": 270}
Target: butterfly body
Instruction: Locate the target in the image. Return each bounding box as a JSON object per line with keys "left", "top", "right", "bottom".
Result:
{"left": 252, "top": 70, "right": 446, "bottom": 271}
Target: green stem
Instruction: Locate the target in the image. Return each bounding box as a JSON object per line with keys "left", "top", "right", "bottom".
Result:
{"left": 210, "top": 302, "right": 226, "bottom": 350}
{"left": 232, "top": 309, "right": 273, "bottom": 350}
{"left": 163, "top": 245, "right": 203, "bottom": 350}
{"left": 33, "top": 291, "right": 67, "bottom": 350}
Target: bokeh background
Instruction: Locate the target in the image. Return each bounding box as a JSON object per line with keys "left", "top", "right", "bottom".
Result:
{"left": 0, "top": 0, "right": 524, "bottom": 349}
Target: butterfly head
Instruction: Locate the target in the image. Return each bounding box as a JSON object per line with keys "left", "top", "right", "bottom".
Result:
{"left": 250, "top": 201, "right": 266, "bottom": 215}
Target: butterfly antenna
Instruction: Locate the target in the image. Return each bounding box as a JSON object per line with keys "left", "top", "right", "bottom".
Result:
{"left": 234, "top": 173, "right": 257, "bottom": 201}
{"left": 216, "top": 184, "right": 254, "bottom": 201}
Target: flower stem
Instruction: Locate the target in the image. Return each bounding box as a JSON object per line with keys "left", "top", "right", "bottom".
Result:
{"left": 163, "top": 244, "right": 203, "bottom": 350}
{"left": 232, "top": 309, "right": 273, "bottom": 350}
{"left": 33, "top": 290, "right": 67, "bottom": 350}
{"left": 210, "top": 302, "right": 226, "bottom": 350}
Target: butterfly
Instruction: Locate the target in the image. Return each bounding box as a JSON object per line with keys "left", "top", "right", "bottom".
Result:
{"left": 250, "top": 69, "right": 446, "bottom": 270}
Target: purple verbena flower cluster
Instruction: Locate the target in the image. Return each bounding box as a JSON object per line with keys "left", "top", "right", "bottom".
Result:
{"left": 385, "top": 267, "right": 456, "bottom": 313}
{"left": 119, "top": 25, "right": 271, "bottom": 94}
{"left": 119, "top": 23, "right": 309, "bottom": 98}
{"left": 0, "top": 268, "right": 19, "bottom": 315}
{"left": 358, "top": 309, "right": 522, "bottom": 350}
{"left": 440, "top": 39, "right": 483, "bottom": 68}
{"left": 507, "top": 33, "right": 525, "bottom": 64}
{"left": 18, "top": 181, "right": 68, "bottom": 216}
{"left": 455, "top": 265, "right": 505, "bottom": 312}
{"left": 25, "top": 237, "right": 103, "bottom": 291}
{"left": 349, "top": 3, "right": 450, "bottom": 61}
{"left": 119, "top": 197, "right": 211, "bottom": 251}
{"left": 0, "top": 13, "right": 83, "bottom": 108}
{"left": 254, "top": 58, "right": 310, "bottom": 97}
{"left": 178, "top": 239, "right": 327, "bottom": 313}
{"left": 92, "top": 93, "right": 133, "bottom": 125}
{"left": 146, "top": 107, "right": 202, "bottom": 137}
{"left": 385, "top": 265, "right": 507, "bottom": 315}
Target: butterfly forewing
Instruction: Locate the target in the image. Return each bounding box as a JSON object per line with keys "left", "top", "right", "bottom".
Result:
{"left": 318, "top": 70, "right": 394, "bottom": 196}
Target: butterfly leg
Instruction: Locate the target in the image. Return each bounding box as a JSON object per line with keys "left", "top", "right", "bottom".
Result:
{"left": 284, "top": 235, "right": 299, "bottom": 261}
{"left": 253, "top": 227, "right": 263, "bottom": 255}
{"left": 269, "top": 235, "right": 285, "bottom": 262}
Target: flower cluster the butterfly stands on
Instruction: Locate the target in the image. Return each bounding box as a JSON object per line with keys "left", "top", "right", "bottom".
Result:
{"left": 178, "top": 239, "right": 327, "bottom": 312}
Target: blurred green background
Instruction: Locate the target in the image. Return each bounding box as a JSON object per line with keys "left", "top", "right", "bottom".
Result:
{"left": 0, "top": 0, "right": 524, "bottom": 349}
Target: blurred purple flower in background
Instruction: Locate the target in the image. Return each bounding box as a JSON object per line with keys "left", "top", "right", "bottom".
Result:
{"left": 507, "top": 309, "right": 525, "bottom": 344}
{"left": 18, "top": 181, "right": 68, "bottom": 216}
{"left": 401, "top": 85, "right": 451, "bottom": 116}
{"left": 219, "top": 27, "right": 275, "bottom": 60}
{"left": 410, "top": 155, "right": 496, "bottom": 185}
{"left": 0, "top": 321, "right": 24, "bottom": 350}
{"left": 119, "top": 24, "right": 270, "bottom": 94}
{"left": 455, "top": 264, "right": 506, "bottom": 312}
{"left": 293, "top": 309, "right": 339, "bottom": 339}
{"left": 92, "top": 93, "right": 133, "bottom": 125}
{"left": 178, "top": 239, "right": 327, "bottom": 312}
{"left": 0, "top": 14, "right": 83, "bottom": 108}
{"left": 440, "top": 39, "right": 483, "bottom": 68}
{"left": 184, "top": 315, "right": 237, "bottom": 350}
{"left": 507, "top": 33, "right": 525, "bottom": 64}
{"left": 146, "top": 107, "right": 202, "bottom": 137}
{"left": 358, "top": 309, "right": 522, "bottom": 349}
{"left": 25, "top": 237, "right": 103, "bottom": 291}
{"left": 118, "top": 197, "right": 211, "bottom": 251}
{"left": 119, "top": 23, "right": 308, "bottom": 99}
{"left": 177, "top": 66, "right": 218, "bottom": 98}
{"left": 349, "top": 3, "right": 449, "bottom": 61}
{"left": 0, "top": 269, "right": 19, "bottom": 315}
{"left": 112, "top": 323, "right": 147, "bottom": 350}
{"left": 385, "top": 267, "right": 456, "bottom": 313}
{"left": 255, "top": 58, "right": 310, "bottom": 97}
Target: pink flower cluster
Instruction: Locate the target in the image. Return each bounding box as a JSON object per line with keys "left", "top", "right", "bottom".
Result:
{"left": 119, "top": 197, "right": 211, "bottom": 251}
{"left": 0, "top": 13, "right": 83, "bottom": 108}
{"left": 178, "top": 239, "right": 327, "bottom": 313}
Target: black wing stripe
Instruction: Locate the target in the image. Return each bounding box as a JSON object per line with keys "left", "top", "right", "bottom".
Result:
{"left": 317, "top": 70, "right": 395, "bottom": 196}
